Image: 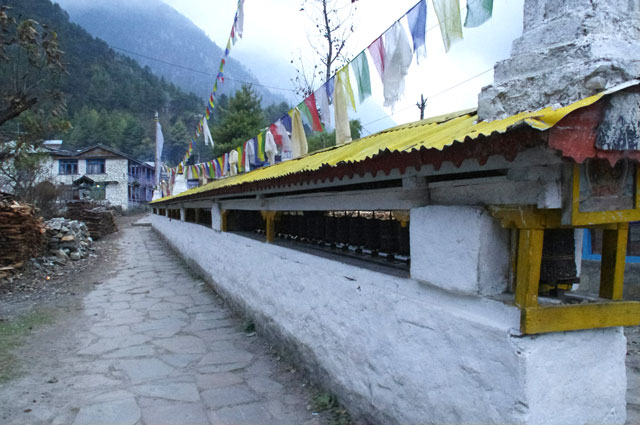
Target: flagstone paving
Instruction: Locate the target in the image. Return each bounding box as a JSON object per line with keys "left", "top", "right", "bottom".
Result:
{"left": 0, "top": 225, "right": 326, "bottom": 425}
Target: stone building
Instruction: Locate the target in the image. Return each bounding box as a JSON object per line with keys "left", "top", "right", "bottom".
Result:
{"left": 45, "top": 142, "right": 155, "bottom": 210}
{"left": 150, "top": 1, "right": 640, "bottom": 424}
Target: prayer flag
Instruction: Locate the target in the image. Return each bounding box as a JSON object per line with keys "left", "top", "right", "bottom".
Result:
{"left": 368, "top": 37, "right": 385, "bottom": 81}
{"left": 298, "top": 101, "right": 313, "bottom": 128}
{"left": 275, "top": 119, "right": 293, "bottom": 155}
{"left": 407, "top": 0, "right": 427, "bottom": 63}
{"left": 433, "top": 0, "right": 463, "bottom": 52}
{"left": 257, "top": 131, "right": 266, "bottom": 162}
{"left": 303, "top": 93, "right": 324, "bottom": 132}
{"left": 281, "top": 114, "right": 292, "bottom": 133}
{"left": 203, "top": 116, "right": 214, "bottom": 147}
{"left": 383, "top": 20, "right": 413, "bottom": 108}
{"left": 290, "top": 108, "right": 308, "bottom": 158}
{"left": 326, "top": 76, "right": 335, "bottom": 103}
{"left": 464, "top": 0, "right": 493, "bottom": 27}
{"left": 209, "top": 94, "right": 215, "bottom": 109}
{"left": 338, "top": 66, "right": 356, "bottom": 111}
{"left": 351, "top": 52, "right": 372, "bottom": 103}
{"left": 316, "top": 85, "right": 331, "bottom": 128}
{"left": 269, "top": 123, "right": 283, "bottom": 146}
{"left": 334, "top": 70, "right": 352, "bottom": 145}
{"left": 236, "top": 0, "right": 244, "bottom": 38}
{"left": 225, "top": 39, "right": 231, "bottom": 56}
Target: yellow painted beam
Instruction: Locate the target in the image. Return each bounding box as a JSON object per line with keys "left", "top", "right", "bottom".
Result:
{"left": 521, "top": 302, "right": 640, "bottom": 334}
{"left": 515, "top": 229, "right": 544, "bottom": 308}
{"left": 600, "top": 222, "right": 629, "bottom": 300}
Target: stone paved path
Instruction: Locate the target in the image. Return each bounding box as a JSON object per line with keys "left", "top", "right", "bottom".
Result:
{"left": 0, "top": 225, "right": 325, "bottom": 425}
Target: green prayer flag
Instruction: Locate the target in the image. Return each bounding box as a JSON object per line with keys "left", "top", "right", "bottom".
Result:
{"left": 464, "top": 0, "right": 493, "bottom": 28}
{"left": 433, "top": 0, "right": 463, "bottom": 52}
{"left": 352, "top": 52, "right": 371, "bottom": 103}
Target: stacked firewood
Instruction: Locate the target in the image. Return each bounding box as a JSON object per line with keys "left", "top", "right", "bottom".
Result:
{"left": 0, "top": 193, "right": 47, "bottom": 278}
{"left": 65, "top": 202, "right": 117, "bottom": 240}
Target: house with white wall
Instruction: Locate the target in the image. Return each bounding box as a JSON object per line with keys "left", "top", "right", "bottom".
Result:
{"left": 45, "top": 142, "right": 154, "bottom": 210}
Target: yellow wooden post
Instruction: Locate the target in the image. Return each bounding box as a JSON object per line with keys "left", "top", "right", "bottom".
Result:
{"left": 262, "top": 211, "right": 278, "bottom": 243}
{"left": 600, "top": 222, "right": 628, "bottom": 300}
{"left": 220, "top": 210, "right": 229, "bottom": 232}
{"left": 515, "top": 229, "right": 544, "bottom": 308}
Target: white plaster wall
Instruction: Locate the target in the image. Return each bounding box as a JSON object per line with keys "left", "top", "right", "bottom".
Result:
{"left": 49, "top": 157, "right": 129, "bottom": 209}
{"left": 104, "top": 159, "right": 128, "bottom": 210}
{"left": 152, "top": 215, "right": 627, "bottom": 425}
{"left": 211, "top": 202, "right": 222, "bottom": 231}
{"left": 410, "top": 206, "right": 510, "bottom": 296}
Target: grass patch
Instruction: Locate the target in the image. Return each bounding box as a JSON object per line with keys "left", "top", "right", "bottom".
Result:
{"left": 0, "top": 309, "right": 55, "bottom": 383}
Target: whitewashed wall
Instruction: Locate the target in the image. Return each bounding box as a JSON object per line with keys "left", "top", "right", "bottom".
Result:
{"left": 48, "top": 157, "right": 129, "bottom": 209}
{"left": 152, "top": 214, "right": 627, "bottom": 425}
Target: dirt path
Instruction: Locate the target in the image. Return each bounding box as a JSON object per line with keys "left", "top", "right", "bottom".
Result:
{"left": 0, "top": 217, "right": 334, "bottom": 425}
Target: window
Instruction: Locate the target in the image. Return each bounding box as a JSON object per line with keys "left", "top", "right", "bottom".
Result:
{"left": 86, "top": 158, "right": 105, "bottom": 174}
{"left": 59, "top": 159, "right": 78, "bottom": 175}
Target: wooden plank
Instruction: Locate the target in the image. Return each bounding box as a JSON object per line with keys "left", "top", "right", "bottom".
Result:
{"left": 600, "top": 222, "right": 628, "bottom": 300}
{"left": 521, "top": 302, "right": 640, "bottom": 334}
{"left": 515, "top": 229, "right": 544, "bottom": 308}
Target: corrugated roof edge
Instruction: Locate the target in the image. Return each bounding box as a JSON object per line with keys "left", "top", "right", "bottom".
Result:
{"left": 151, "top": 81, "right": 639, "bottom": 205}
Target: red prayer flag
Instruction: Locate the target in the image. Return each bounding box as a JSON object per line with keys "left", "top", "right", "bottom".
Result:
{"left": 269, "top": 124, "right": 283, "bottom": 146}
{"left": 303, "top": 93, "right": 323, "bottom": 132}
{"left": 368, "top": 36, "right": 385, "bottom": 80}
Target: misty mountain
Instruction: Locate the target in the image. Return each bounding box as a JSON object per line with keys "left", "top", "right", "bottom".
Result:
{"left": 55, "top": 0, "right": 287, "bottom": 107}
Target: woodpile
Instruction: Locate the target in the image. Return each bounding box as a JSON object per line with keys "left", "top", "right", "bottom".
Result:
{"left": 65, "top": 202, "right": 117, "bottom": 240}
{"left": 0, "top": 193, "right": 47, "bottom": 278}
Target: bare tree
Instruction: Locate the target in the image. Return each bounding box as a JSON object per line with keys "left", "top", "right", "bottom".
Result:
{"left": 0, "top": 6, "right": 67, "bottom": 163}
{"left": 292, "top": 0, "right": 357, "bottom": 97}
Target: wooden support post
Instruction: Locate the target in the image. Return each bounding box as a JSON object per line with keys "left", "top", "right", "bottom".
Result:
{"left": 515, "top": 229, "right": 544, "bottom": 308}
{"left": 600, "top": 222, "right": 628, "bottom": 300}
{"left": 262, "top": 211, "right": 278, "bottom": 243}
{"left": 220, "top": 210, "right": 229, "bottom": 232}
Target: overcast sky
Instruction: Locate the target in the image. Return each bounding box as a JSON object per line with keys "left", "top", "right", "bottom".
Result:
{"left": 161, "top": 0, "right": 524, "bottom": 134}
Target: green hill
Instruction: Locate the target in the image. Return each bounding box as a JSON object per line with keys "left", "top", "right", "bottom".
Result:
{"left": 1, "top": 0, "right": 205, "bottom": 164}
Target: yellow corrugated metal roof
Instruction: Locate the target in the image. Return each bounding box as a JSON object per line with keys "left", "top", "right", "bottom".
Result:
{"left": 151, "top": 84, "right": 623, "bottom": 205}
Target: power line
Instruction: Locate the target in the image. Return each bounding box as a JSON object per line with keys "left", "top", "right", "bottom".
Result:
{"left": 109, "top": 45, "right": 296, "bottom": 93}
{"left": 361, "top": 67, "right": 493, "bottom": 127}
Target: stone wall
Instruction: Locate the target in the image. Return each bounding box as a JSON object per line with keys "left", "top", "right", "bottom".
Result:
{"left": 478, "top": 0, "right": 640, "bottom": 121}
{"left": 151, "top": 213, "right": 628, "bottom": 425}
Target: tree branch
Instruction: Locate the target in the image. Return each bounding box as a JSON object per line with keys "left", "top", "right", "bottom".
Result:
{"left": 0, "top": 95, "right": 37, "bottom": 127}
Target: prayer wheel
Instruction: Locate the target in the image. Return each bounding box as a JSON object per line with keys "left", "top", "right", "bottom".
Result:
{"left": 336, "top": 214, "right": 350, "bottom": 246}
{"left": 364, "top": 217, "right": 380, "bottom": 255}
{"left": 349, "top": 215, "right": 365, "bottom": 248}
{"left": 539, "top": 228, "right": 579, "bottom": 296}
{"left": 379, "top": 218, "right": 398, "bottom": 255}
{"left": 324, "top": 214, "right": 337, "bottom": 245}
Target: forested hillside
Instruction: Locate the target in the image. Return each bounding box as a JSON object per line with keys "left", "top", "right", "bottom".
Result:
{"left": 56, "top": 0, "right": 287, "bottom": 107}
{"left": 1, "top": 0, "right": 204, "bottom": 163}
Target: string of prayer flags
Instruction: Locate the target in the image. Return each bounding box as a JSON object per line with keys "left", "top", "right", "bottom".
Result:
{"left": 383, "top": 20, "right": 413, "bottom": 108}
{"left": 244, "top": 139, "right": 255, "bottom": 172}
{"left": 464, "top": 0, "right": 493, "bottom": 27}
{"left": 290, "top": 108, "right": 309, "bottom": 158}
{"left": 407, "top": 0, "right": 427, "bottom": 63}
{"left": 334, "top": 70, "right": 352, "bottom": 145}
{"left": 351, "top": 51, "right": 372, "bottom": 103}
{"left": 203, "top": 117, "right": 214, "bottom": 147}
{"left": 337, "top": 66, "right": 356, "bottom": 111}
{"left": 432, "top": 0, "right": 463, "bottom": 52}
{"left": 303, "top": 93, "right": 324, "bottom": 132}
{"left": 368, "top": 37, "right": 385, "bottom": 81}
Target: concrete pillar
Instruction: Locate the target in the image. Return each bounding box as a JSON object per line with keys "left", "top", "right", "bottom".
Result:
{"left": 410, "top": 205, "right": 510, "bottom": 296}
{"left": 478, "top": 0, "right": 640, "bottom": 121}
{"left": 211, "top": 202, "right": 222, "bottom": 231}
{"left": 179, "top": 207, "right": 185, "bottom": 222}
